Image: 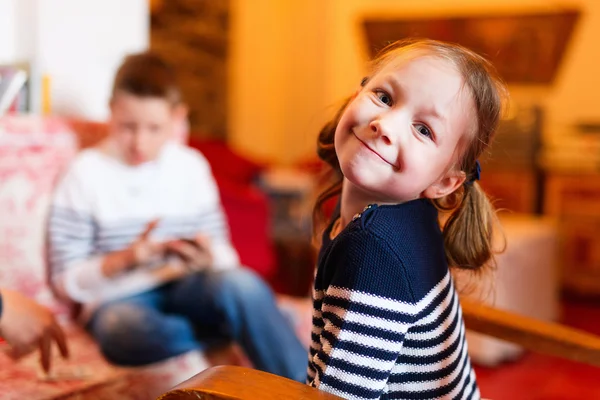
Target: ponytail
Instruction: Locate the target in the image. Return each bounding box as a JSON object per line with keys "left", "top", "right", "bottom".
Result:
{"left": 312, "top": 97, "right": 352, "bottom": 239}
{"left": 435, "top": 182, "right": 498, "bottom": 271}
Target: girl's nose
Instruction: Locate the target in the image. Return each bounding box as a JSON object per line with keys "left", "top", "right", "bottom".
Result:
{"left": 369, "top": 119, "right": 392, "bottom": 145}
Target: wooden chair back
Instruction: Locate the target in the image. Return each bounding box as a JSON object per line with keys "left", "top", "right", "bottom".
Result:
{"left": 158, "top": 299, "right": 600, "bottom": 399}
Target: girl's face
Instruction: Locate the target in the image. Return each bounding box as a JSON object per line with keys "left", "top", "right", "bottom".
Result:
{"left": 334, "top": 55, "right": 474, "bottom": 204}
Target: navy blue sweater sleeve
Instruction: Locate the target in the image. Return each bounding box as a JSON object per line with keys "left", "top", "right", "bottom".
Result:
{"left": 308, "top": 229, "right": 418, "bottom": 400}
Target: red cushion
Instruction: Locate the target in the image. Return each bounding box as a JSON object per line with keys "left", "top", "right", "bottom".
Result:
{"left": 217, "top": 179, "right": 276, "bottom": 280}
{"left": 188, "top": 138, "right": 265, "bottom": 185}
{"left": 187, "top": 138, "right": 276, "bottom": 281}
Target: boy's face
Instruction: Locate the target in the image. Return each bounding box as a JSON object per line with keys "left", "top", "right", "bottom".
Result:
{"left": 109, "top": 92, "right": 179, "bottom": 166}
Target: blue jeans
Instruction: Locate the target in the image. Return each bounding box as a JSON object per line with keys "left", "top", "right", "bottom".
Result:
{"left": 87, "top": 268, "right": 307, "bottom": 382}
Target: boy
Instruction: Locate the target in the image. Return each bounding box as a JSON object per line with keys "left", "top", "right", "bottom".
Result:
{"left": 47, "top": 52, "right": 306, "bottom": 381}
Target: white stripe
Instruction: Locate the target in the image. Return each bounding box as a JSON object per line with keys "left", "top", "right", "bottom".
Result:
{"left": 313, "top": 289, "right": 325, "bottom": 301}
{"left": 414, "top": 271, "right": 452, "bottom": 310}
{"left": 394, "top": 321, "right": 467, "bottom": 373}
{"left": 312, "top": 308, "right": 323, "bottom": 319}
{"left": 309, "top": 338, "right": 322, "bottom": 352}
{"left": 313, "top": 330, "right": 398, "bottom": 371}
{"left": 403, "top": 292, "right": 460, "bottom": 343}
{"left": 327, "top": 286, "right": 420, "bottom": 315}
{"left": 413, "top": 278, "right": 455, "bottom": 327}
{"left": 311, "top": 324, "right": 323, "bottom": 336}
{"left": 430, "top": 358, "right": 472, "bottom": 399}
{"left": 318, "top": 365, "right": 387, "bottom": 396}
{"left": 318, "top": 382, "right": 374, "bottom": 400}
{"left": 461, "top": 370, "right": 478, "bottom": 399}
{"left": 336, "top": 329, "right": 405, "bottom": 353}
{"left": 400, "top": 315, "right": 465, "bottom": 357}
{"left": 327, "top": 348, "right": 393, "bottom": 372}
{"left": 312, "top": 332, "right": 331, "bottom": 353}
{"left": 388, "top": 343, "right": 470, "bottom": 392}
{"left": 312, "top": 354, "right": 327, "bottom": 380}
{"left": 310, "top": 324, "right": 323, "bottom": 338}
{"left": 324, "top": 305, "right": 412, "bottom": 334}
{"left": 392, "top": 331, "right": 466, "bottom": 379}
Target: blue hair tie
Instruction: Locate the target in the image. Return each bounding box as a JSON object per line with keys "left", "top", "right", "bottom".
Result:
{"left": 466, "top": 160, "right": 481, "bottom": 186}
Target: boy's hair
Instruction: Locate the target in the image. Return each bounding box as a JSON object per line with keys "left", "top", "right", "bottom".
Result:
{"left": 312, "top": 38, "right": 508, "bottom": 272}
{"left": 111, "top": 51, "right": 182, "bottom": 105}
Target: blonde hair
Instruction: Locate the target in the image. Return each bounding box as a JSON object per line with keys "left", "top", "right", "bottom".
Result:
{"left": 312, "top": 38, "right": 508, "bottom": 272}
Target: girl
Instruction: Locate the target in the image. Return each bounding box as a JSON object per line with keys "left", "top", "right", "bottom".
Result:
{"left": 307, "top": 38, "right": 507, "bottom": 400}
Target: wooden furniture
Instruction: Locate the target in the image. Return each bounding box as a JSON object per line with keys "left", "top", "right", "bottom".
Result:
{"left": 158, "top": 298, "right": 600, "bottom": 400}
{"left": 479, "top": 170, "right": 539, "bottom": 214}
{"left": 158, "top": 365, "right": 343, "bottom": 400}
{"left": 462, "top": 299, "right": 600, "bottom": 367}
{"left": 460, "top": 214, "right": 559, "bottom": 366}
{"left": 545, "top": 173, "right": 600, "bottom": 296}
{"left": 259, "top": 167, "right": 317, "bottom": 296}
{"left": 478, "top": 106, "right": 544, "bottom": 215}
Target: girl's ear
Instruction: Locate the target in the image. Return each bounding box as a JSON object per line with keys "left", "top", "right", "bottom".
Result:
{"left": 422, "top": 170, "right": 466, "bottom": 199}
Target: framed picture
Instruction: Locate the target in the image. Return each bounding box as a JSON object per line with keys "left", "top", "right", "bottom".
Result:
{"left": 363, "top": 10, "right": 580, "bottom": 84}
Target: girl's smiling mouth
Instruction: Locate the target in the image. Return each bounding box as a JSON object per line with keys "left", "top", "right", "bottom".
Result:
{"left": 353, "top": 131, "right": 400, "bottom": 169}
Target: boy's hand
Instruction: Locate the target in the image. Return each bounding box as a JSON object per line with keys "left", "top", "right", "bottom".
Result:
{"left": 0, "top": 289, "right": 69, "bottom": 374}
{"left": 102, "top": 219, "right": 165, "bottom": 277}
{"left": 131, "top": 219, "right": 164, "bottom": 264}
{"left": 165, "top": 234, "right": 213, "bottom": 271}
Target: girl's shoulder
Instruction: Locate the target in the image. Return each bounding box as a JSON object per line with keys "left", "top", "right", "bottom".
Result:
{"left": 318, "top": 226, "right": 416, "bottom": 303}
{"left": 352, "top": 199, "right": 449, "bottom": 300}
{"left": 356, "top": 199, "right": 440, "bottom": 241}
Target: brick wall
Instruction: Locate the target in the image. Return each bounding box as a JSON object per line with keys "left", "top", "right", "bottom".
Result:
{"left": 151, "top": 0, "right": 229, "bottom": 139}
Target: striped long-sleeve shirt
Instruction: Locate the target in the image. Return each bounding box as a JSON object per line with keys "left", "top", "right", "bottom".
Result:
{"left": 48, "top": 141, "right": 239, "bottom": 319}
{"left": 307, "top": 199, "right": 480, "bottom": 400}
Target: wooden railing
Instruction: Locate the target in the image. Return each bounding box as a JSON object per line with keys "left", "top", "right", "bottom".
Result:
{"left": 158, "top": 299, "right": 600, "bottom": 399}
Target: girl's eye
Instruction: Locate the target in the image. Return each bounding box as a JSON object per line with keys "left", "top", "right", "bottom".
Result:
{"left": 414, "top": 123, "right": 433, "bottom": 140}
{"left": 375, "top": 90, "right": 393, "bottom": 106}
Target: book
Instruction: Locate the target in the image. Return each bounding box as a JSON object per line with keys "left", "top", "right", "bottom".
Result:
{"left": 0, "top": 67, "right": 28, "bottom": 116}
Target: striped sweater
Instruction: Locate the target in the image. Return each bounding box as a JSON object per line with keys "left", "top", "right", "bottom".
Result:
{"left": 48, "top": 141, "right": 239, "bottom": 319}
{"left": 307, "top": 199, "right": 480, "bottom": 400}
